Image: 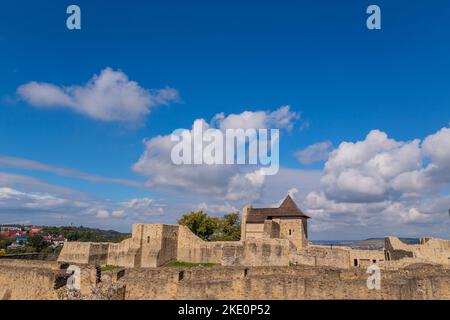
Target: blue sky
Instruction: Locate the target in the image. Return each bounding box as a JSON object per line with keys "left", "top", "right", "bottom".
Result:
{"left": 1, "top": 0, "right": 450, "bottom": 239}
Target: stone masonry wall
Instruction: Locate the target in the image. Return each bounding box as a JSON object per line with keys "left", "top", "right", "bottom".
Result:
{"left": 107, "top": 237, "right": 141, "bottom": 268}
{"left": 385, "top": 237, "right": 450, "bottom": 265}
{"left": 2, "top": 260, "right": 450, "bottom": 300}
{"left": 58, "top": 242, "right": 109, "bottom": 265}
{"left": 292, "top": 245, "right": 385, "bottom": 269}
{"left": 123, "top": 265, "right": 450, "bottom": 300}
{"left": 0, "top": 260, "right": 60, "bottom": 300}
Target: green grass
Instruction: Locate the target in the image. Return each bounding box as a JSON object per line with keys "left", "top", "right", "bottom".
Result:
{"left": 100, "top": 265, "right": 122, "bottom": 272}
{"left": 166, "top": 261, "right": 217, "bottom": 268}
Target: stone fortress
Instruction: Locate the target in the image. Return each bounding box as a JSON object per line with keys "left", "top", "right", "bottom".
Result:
{"left": 1, "top": 195, "right": 450, "bottom": 300}
{"left": 57, "top": 195, "right": 450, "bottom": 270}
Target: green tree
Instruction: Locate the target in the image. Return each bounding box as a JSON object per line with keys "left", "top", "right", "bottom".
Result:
{"left": 178, "top": 211, "right": 241, "bottom": 241}
{"left": 28, "top": 235, "right": 48, "bottom": 252}
{"left": 178, "top": 211, "right": 220, "bottom": 241}
{"left": 212, "top": 212, "right": 241, "bottom": 241}
{"left": 0, "top": 235, "right": 13, "bottom": 250}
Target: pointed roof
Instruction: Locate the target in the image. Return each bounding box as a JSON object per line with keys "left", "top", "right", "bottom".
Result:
{"left": 279, "top": 194, "right": 299, "bottom": 211}
{"left": 246, "top": 194, "right": 310, "bottom": 223}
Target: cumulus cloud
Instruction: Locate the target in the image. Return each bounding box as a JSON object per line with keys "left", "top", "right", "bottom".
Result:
{"left": 295, "top": 141, "right": 332, "bottom": 164}
{"left": 133, "top": 106, "right": 296, "bottom": 201}
{"left": 321, "top": 130, "right": 424, "bottom": 203}
{"left": 17, "top": 67, "right": 179, "bottom": 124}
{"left": 303, "top": 126, "right": 450, "bottom": 238}
{"left": 271, "top": 187, "right": 300, "bottom": 207}
{"left": 319, "top": 128, "right": 450, "bottom": 204}
{"left": 196, "top": 202, "right": 238, "bottom": 215}
{"left": 212, "top": 105, "right": 299, "bottom": 131}
{"left": 96, "top": 210, "right": 110, "bottom": 219}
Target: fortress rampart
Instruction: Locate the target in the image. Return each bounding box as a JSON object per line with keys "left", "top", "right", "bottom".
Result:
{"left": 385, "top": 236, "right": 450, "bottom": 265}
{"left": 58, "top": 223, "right": 450, "bottom": 270}
{"left": 1, "top": 259, "right": 450, "bottom": 300}
{"left": 58, "top": 224, "right": 291, "bottom": 267}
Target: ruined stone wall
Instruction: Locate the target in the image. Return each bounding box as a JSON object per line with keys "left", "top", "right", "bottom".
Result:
{"left": 240, "top": 204, "right": 250, "bottom": 241}
{"left": 2, "top": 260, "right": 450, "bottom": 300}
{"left": 58, "top": 242, "right": 109, "bottom": 265}
{"left": 139, "top": 224, "right": 179, "bottom": 267}
{"left": 89, "top": 243, "right": 110, "bottom": 265}
{"left": 292, "top": 245, "right": 351, "bottom": 268}
{"left": 122, "top": 265, "right": 450, "bottom": 300}
{"left": 240, "top": 239, "right": 290, "bottom": 266}
{"left": 349, "top": 249, "right": 385, "bottom": 268}
{"left": 176, "top": 225, "right": 224, "bottom": 264}
{"left": 292, "top": 245, "right": 385, "bottom": 269}
{"left": 107, "top": 238, "right": 141, "bottom": 268}
{"left": 385, "top": 237, "right": 450, "bottom": 265}
{"left": 0, "top": 260, "right": 60, "bottom": 300}
{"left": 245, "top": 223, "right": 265, "bottom": 239}
{"left": 0, "top": 259, "right": 61, "bottom": 270}
{"left": 176, "top": 226, "right": 290, "bottom": 267}
{"left": 263, "top": 220, "right": 280, "bottom": 238}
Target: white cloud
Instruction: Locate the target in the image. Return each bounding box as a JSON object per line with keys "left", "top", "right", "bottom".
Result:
{"left": 271, "top": 188, "right": 300, "bottom": 207}
{"left": 295, "top": 141, "right": 332, "bottom": 164}
{"left": 111, "top": 210, "right": 126, "bottom": 218}
{"left": 125, "top": 198, "right": 155, "bottom": 209}
{"left": 303, "top": 126, "right": 450, "bottom": 238}
{"left": 196, "top": 202, "right": 238, "bottom": 215}
{"left": 321, "top": 130, "right": 424, "bottom": 203}
{"left": 96, "top": 210, "right": 110, "bottom": 219}
{"left": 17, "top": 67, "right": 179, "bottom": 124}
{"left": 0, "top": 186, "right": 85, "bottom": 212}
{"left": 212, "top": 105, "right": 299, "bottom": 131}
{"left": 0, "top": 156, "right": 143, "bottom": 188}
{"left": 133, "top": 106, "right": 296, "bottom": 202}
{"left": 0, "top": 187, "right": 23, "bottom": 199}
{"left": 0, "top": 172, "right": 167, "bottom": 228}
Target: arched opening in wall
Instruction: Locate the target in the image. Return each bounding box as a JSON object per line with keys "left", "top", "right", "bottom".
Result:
{"left": 386, "top": 251, "right": 391, "bottom": 261}
{"left": 289, "top": 229, "right": 292, "bottom": 236}
{"left": 372, "top": 259, "right": 376, "bottom": 264}
{"left": 353, "top": 259, "right": 358, "bottom": 267}
{"left": 178, "top": 271, "right": 184, "bottom": 281}
{"left": 147, "top": 236, "right": 150, "bottom": 243}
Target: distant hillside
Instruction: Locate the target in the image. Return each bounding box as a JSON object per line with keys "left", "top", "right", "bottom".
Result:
{"left": 40, "top": 226, "right": 130, "bottom": 243}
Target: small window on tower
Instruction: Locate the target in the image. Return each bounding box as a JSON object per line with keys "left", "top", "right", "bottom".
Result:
{"left": 289, "top": 229, "right": 292, "bottom": 236}
{"left": 147, "top": 236, "right": 150, "bottom": 243}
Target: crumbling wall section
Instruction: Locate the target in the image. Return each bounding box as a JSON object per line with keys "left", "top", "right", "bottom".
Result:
{"left": 385, "top": 236, "right": 450, "bottom": 265}
{"left": 58, "top": 242, "right": 109, "bottom": 265}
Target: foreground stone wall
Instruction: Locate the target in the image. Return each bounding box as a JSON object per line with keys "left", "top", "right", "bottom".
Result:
{"left": 123, "top": 265, "right": 450, "bottom": 300}
{"left": 2, "top": 260, "right": 450, "bottom": 300}
{"left": 0, "top": 260, "right": 60, "bottom": 300}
